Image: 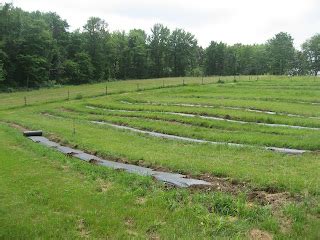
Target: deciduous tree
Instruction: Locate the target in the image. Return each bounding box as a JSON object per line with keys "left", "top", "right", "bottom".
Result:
{"left": 302, "top": 34, "right": 320, "bottom": 76}
{"left": 266, "top": 32, "right": 295, "bottom": 75}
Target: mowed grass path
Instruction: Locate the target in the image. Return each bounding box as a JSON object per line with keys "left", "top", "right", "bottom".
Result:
{"left": 1, "top": 76, "right": 320, "bottom": 238}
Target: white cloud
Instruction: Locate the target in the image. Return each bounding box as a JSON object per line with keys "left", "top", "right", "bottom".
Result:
{"left": 4, "top": 0, "right": 320, "bottom": 48}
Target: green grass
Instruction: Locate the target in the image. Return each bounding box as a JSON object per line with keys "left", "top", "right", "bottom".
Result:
{"left": 0, "top": 124, "right": 297, "bottom": 239}
{"left": 0, "top": 76, "right": 235, "bottom": 110}
{"left": 1, "top": 75, "right": 320, "bottom": 238}
{"left": 41, "top": 106, "right": 320, "bottom": 150}
{"left": 3, "top": 108, "right": 319, "bottom": 194}
{"left": 1, "top": 75, "right": 317, "bottom": 111}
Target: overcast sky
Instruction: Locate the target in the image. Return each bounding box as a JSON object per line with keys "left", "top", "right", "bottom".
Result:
{"left": 4, "top": 0, "right": 320, "bottom": 48}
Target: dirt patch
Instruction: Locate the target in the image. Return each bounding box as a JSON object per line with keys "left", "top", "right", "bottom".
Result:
{"left": 146, "top": 221, "right": 165, "bottom": 240}
{"left": 148, "top": 233, "right": 161, "bottom": 240}
{"left": 279, "top": 215, "right": 292, "bottom": 234}
{"left": 249, "top": 229, "right": 273, "bottom": 240}
{"left": 61, "top": 165, "right": 70, "bottom": 172}
{"left": 77, "top": 219, "right": 90, "bottom": 238}
{"left": 124, "top": 217, "right": 135, "bottom": 227}
{"left": 191, "top": 173, "right": 248, "bottom": 195}
{"left": 96, "top": 179, "right": 112, "bottom": 192}
{"left": 189, "top": 174, "right": 297, "bottom": 210}
{"left": 135, "top": 197, "right": 147, "bottom": 205}
{"left": 248, "top": 191, "right": 291, "bottom": 208}
{"left": 9, "top": 122, "right": 28, "bottom": 132}
{"left": 60, "top": 107, "right": 76, "bottom": 113}
{"left": 227, "top": 216, "right": 238, "bottom": 222}
{"left": 272, "top": 209, "right": 292, "bottom": 234}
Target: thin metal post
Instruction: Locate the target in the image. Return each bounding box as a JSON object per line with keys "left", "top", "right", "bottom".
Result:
{"left": 73, "top": 119, "right": 76, "bottom": 135}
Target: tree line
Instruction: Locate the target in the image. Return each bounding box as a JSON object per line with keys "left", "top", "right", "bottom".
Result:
{"left": 0, "top": 3, "right": 319, "bottom": 90}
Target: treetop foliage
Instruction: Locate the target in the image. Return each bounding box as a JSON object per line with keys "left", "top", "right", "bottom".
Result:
{"left": 0, "top": 3, "right": 319, "bottom": 90}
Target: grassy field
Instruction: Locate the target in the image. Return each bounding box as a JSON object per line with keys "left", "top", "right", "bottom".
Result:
{"left": 1, "top": 75, "right": 316, "bottom": 111}
{"left": 0, "top": 76, "right": 320, "bottom": 239}
{"left": 0, "top": 76, "right": 224, "bottom": 110}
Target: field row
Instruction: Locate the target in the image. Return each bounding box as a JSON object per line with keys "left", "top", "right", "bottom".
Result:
{"left": 1, "top": 75, "right": 319, "bottom": 110}
{"left": 39, "top": 82, "right": 318, "bottom": 152}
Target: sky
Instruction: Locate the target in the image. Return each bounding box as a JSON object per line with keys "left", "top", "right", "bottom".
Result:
{"left": 3, "top": 0, "right": 320, "bottom": 48}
